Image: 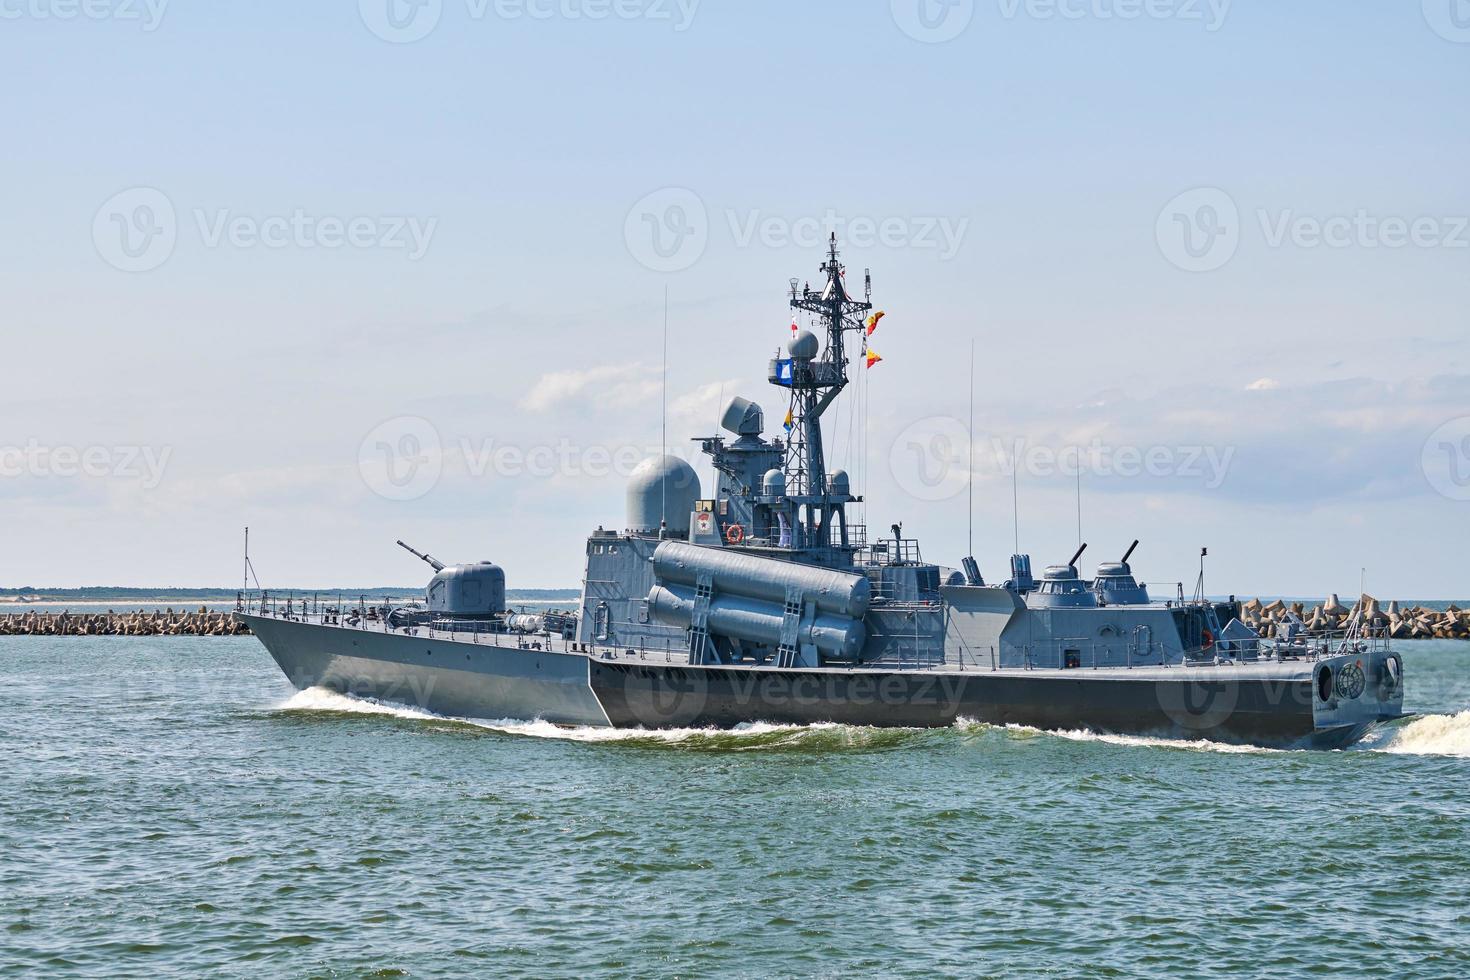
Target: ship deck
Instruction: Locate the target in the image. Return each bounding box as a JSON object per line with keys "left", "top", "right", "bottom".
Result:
{"left": 236, "top": 606, "right": 1336, "bottom": 681}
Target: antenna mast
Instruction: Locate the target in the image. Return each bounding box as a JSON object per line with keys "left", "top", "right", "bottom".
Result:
{"left": 242, "top": 527, "right": 259, "bottom": 591}
{"left": 1011, "top": 450, "right": 1020, "bottom": 555}
{"left": 781, "top": 234, "right": 873, "bottom": 540}
{"left": 661, "top": 284, "right": 669, "bottom": 537}
{"left": 968, "top": 339, "right": 976, "bottom": 558}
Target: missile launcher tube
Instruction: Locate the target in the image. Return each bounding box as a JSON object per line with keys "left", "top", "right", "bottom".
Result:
{"left": 651, "top": 541, "right": 871, "bottom": 618}
{"left": 647, "top": 585, "right": 867, "bottom": 660}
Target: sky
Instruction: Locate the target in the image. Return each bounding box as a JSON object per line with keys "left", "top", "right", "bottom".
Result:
{"left": 1, "top": 0, "right": 1468, "bottom": 598}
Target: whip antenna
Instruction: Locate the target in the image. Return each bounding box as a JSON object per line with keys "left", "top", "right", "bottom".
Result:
{"left": 968, "top": 338, "right": 975, "bottom": 559}
{"left": 660, "top": 284, "right": 669, "bottom": 537}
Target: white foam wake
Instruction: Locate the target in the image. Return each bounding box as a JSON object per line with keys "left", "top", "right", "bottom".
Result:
{"left": 993, "top": 721, "right": 1279, "bottom": 754}
{"left": 1363, "top": 711, "right": 1470, "bottom": 758}
{"left": 278, "top": 689, "right": 1470, "bottom": 757}
{"left": 276, "top": 687, "right": 849, "bottom": 745}
{"left": 279, "top": 686, "right": 441, "bottom": 720}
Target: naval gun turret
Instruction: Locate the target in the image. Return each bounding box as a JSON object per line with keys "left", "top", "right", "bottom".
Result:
{"left": 1029, "top": 544, "right": 1098, "bottom": 608}
{"left": 398, "top": 539, "right": 505, "bottom": 618}
{"left": 1092, "top": 540, "right": 1151, "bottom": 606}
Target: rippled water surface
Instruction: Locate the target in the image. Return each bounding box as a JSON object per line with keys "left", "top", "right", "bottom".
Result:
{"left": 3, "top": 638, "right": 1469, "bottom": 977}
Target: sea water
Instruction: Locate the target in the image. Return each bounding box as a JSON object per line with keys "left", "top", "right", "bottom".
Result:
{"left": 2, "top": 637, "right": 1467, "bottom": 977}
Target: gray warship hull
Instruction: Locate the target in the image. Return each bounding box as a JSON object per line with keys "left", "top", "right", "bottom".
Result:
{"left": 245, "top": 613, "right": 609, "bottom": 725}
{"left": 242, "top": 612, "right": 1399, "bottom": 749}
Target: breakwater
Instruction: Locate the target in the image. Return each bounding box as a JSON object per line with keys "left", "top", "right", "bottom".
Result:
{"left": 0, "top": 609, "right": 250, "bottom": 636}
{"left": 1240, "top": 595, "right": 1468, "bottom": 640}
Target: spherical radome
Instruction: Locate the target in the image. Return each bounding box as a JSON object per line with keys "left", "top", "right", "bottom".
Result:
{"left": 626, "top": 455, "right": 702, "bottom": 535}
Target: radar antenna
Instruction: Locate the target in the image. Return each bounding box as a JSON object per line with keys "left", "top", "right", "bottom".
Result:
{"left": 779, "top": 233, "right": 874, "bottom": 537}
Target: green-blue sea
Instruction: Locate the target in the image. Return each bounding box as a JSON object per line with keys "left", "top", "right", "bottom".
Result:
{"left": 3, "top": 637, "right": 1468, "bottom": 978}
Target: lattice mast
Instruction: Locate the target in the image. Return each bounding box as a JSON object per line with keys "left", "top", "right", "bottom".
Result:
{"left": 783, "top": 233, "right": 872, "bottom": 501}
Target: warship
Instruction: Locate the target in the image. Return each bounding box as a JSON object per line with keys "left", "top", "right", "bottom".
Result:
{"left": 238, "top": 236, "right": 1405, "bottom": 748}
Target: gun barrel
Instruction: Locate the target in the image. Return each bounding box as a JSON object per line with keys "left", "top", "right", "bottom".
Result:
{"left": 396, "top": 539, "right": 445, "bottom": 572}
{"left": 1122, "top": 539, "right": 1139, "bottom": 564}
{"left": 1068, "top": 543, "right": 1088, "bottom": 569}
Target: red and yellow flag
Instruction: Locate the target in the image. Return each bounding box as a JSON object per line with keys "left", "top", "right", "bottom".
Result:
{"left": 865, "top": 310, "right": 885, "bottom": 336}
{"left": 866, "top": 348, "right": 883, "bottom": 368}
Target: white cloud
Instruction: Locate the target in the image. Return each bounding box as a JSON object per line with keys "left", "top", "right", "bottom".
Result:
{"left": 669, "top": 377, "right": 746, "bottom": 434}
{"left": 519, "top": 363, "right": 661, "bottom": 413}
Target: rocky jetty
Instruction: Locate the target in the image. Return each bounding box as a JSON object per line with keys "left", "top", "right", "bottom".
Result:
{"left": 0, "top": 608, "right": 251, "bottom": 636}
{"left": 1239, "top": 595, "right": 1469, "bottom": 640}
